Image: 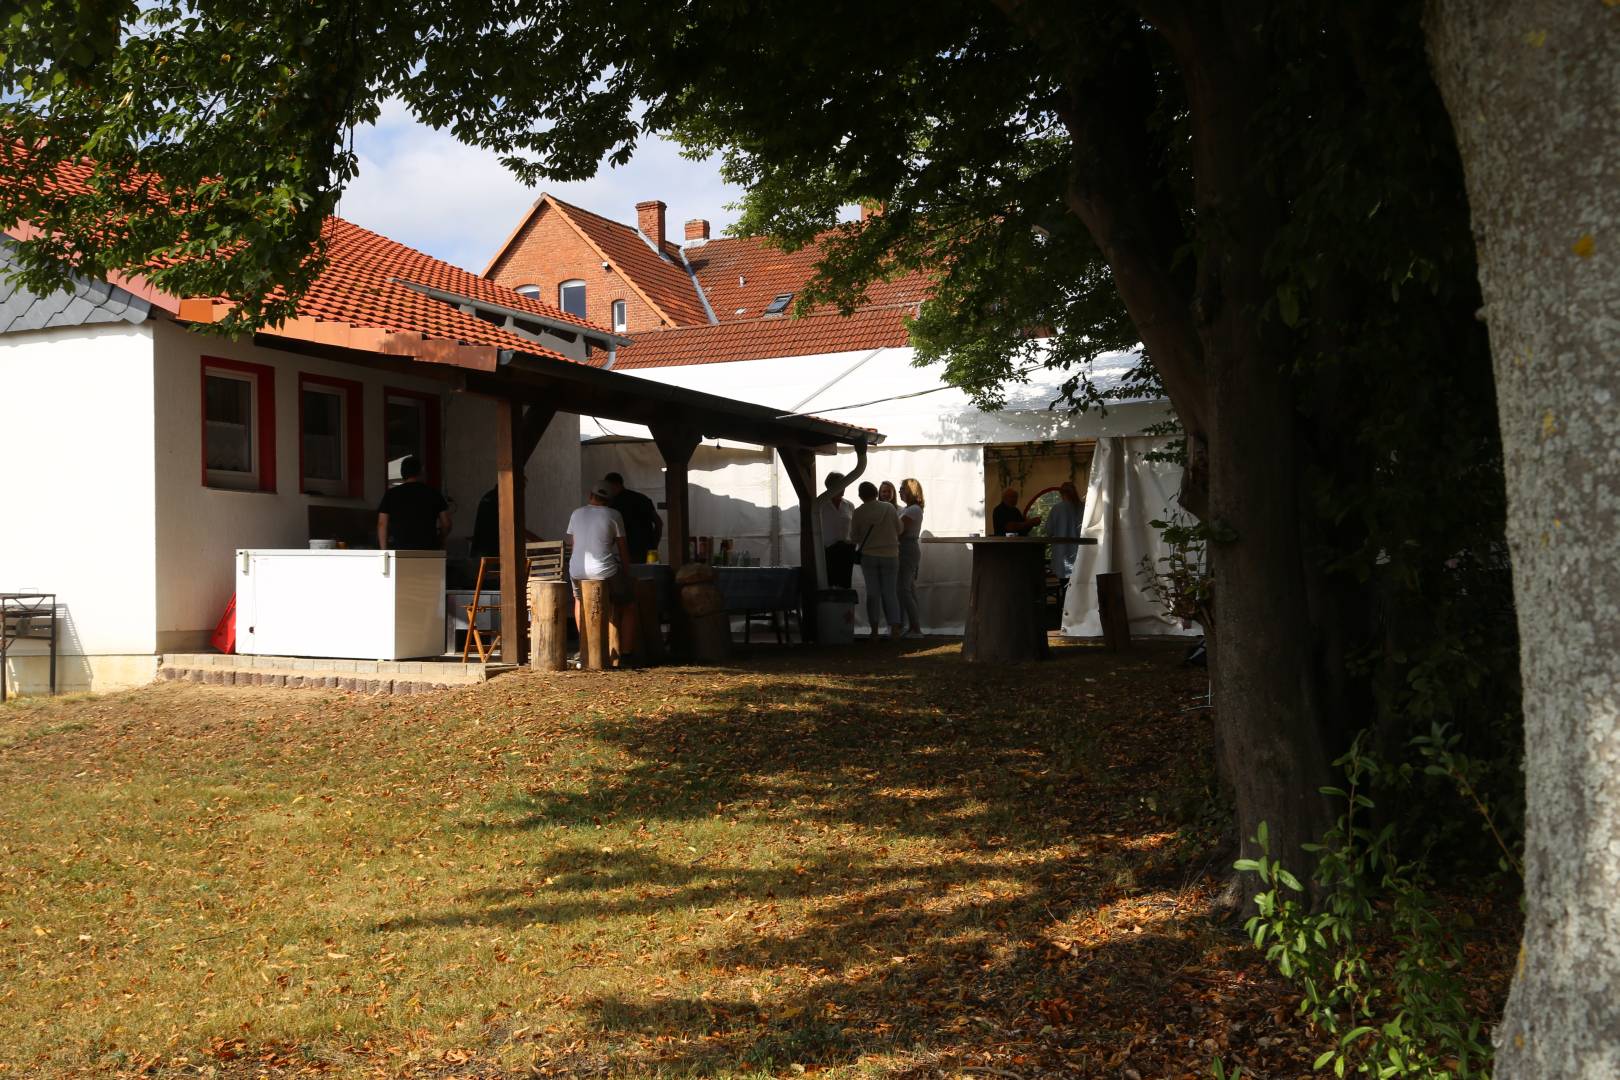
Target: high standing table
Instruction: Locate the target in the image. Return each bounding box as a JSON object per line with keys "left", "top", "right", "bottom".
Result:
{"left": 923, "top": 536, "right": 1097, "bottom": 662}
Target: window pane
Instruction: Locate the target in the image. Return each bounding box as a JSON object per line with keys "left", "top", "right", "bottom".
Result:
{"left": 386, "top": 397, "right": 426, "bottom": 483}
{"left": 612, "top": 299, "right": 627, "bottom": 332}
{"left": 302, "top": 388, "right": 344, "bottom": 483}
{"left": 204, "top": 374, "right": 253, "bottom": 472}
{"left": 559, "top": 281, "right": 586, "bottom": 318}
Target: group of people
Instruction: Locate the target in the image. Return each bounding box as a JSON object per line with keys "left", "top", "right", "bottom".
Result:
{"left": 819, "top": 471, "right": 927, "bottom": 640}
{"left": 994, "top": 481, "right": 1084, "bottom": 586}
{"left": 382, "top": 452, "right": 1085, "bottom": 649}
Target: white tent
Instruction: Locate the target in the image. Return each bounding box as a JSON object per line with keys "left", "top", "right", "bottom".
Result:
{"left": 580, "top": 344, "right": 1199, "bottom": 637}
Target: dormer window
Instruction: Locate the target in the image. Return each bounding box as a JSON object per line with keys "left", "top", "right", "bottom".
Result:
{"left": 763, "top": 293, "right": 793, "bottom": 316}
{"left": 514, "top": 284, "right": 541, "bottom": 299}
{"left": 559, "top": 279, "right": 587, "bottom": 318}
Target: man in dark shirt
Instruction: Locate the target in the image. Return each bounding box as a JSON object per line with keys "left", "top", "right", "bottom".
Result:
{"left": 603, "top": 472, "right": 663, "bottom": 563}
{"left": 991, "top": 487, "right": 1041, "bottom": 536}
{"left": 377, "top": 455, "right": 451, "bottom": 549}
{"left": 470, "top": 487, "right": 500, "bottom": 560}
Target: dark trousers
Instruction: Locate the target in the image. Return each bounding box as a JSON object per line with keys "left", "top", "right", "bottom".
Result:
{"left": 825, "top": 541, "right": 857, "bottom": 589}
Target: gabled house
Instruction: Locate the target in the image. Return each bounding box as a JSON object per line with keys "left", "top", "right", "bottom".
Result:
{"left": 485, "top": 197, "right": 1194, "bottom": 638}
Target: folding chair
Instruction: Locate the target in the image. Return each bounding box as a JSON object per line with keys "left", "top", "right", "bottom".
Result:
{"left": 461, "top": 557, "right": 504, "bottom": 662}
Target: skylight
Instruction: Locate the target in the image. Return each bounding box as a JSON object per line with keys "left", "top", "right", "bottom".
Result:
{"left": 763, "top": 293, "right": 793, "bottom": 316}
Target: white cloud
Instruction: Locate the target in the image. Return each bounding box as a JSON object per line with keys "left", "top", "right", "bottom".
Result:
{"left": 341, "top": 99, "right": 745, "bottom": 272}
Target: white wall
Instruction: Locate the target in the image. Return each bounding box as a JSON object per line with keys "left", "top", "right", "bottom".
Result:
{"left": 0, "top": 323, "right": 159, "bottom": 690}
{"left": 151, "top": 321, "right": 581, "bottom": 644}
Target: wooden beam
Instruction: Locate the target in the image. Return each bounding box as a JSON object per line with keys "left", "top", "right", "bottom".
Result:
{"left": 495, "top": 397, "right": 528, "bottom": 665}
{"left": 776, "top": 445, "right": 820, "bottom": 642}
{"left": 518, "top": 404, "right": 557, "bottom": 465}
{"left": 650, "top": 424, "right": 702, "bottom": 568}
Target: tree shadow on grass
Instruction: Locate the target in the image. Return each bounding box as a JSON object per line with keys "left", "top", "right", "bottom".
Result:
{"left": 378, "top": 643, "right": 1221, "bottom": 1073}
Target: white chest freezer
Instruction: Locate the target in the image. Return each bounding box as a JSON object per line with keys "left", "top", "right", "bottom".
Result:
{"left": 234, "top": 549, "right": 446, "bottom": 660}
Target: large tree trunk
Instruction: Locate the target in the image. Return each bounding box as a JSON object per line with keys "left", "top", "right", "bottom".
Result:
{"left": 1203, "top": 305, "right": 1338, "bottom": 900}
{"left": 1426, "top": 3, "right": 1620, "bottom": 1075}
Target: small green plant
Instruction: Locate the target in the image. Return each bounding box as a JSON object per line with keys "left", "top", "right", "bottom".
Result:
{"left": 1140, "top": 513, "right": 1219, "bottom": 630}
{"left": 1238, "top": 732, "right": 1499, "bottom": 1078}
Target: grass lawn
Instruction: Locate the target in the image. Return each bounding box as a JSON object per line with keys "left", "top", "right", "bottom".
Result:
{"left": 0, "top": 639, "right": 1490, "bottom": 1078}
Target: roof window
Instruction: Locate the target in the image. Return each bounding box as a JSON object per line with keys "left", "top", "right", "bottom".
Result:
{"left": 763, "top": 293, "right": 793, "bottom": 316}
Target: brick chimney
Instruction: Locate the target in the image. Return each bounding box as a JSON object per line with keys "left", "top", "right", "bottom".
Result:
{"left": 684, "top": 218, "right": 710, "bottom": 243}
{"left": 860, "top": 201, "right": 886, "bottom": 222}
{"left": 636, "top": 200, "right": 667, "bottom": 248}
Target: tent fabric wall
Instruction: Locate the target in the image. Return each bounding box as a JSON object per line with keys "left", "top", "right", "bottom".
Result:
{"left": 1061, "top": 436, "right": 1201, "bottom": 637}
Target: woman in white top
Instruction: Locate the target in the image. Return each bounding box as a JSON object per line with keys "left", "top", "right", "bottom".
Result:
{"left": 897, "top": 478, "right": 925, "bottom": 638}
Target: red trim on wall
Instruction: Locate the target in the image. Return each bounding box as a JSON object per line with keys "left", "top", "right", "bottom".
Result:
{"left": 382, "top": 385, "right": 442, "bottom": 488}
{"left": 200, "top": 355, "right": 277, "bottom": 492}
{"left": 297, "top": 372, "right": 366, "bottom": 498}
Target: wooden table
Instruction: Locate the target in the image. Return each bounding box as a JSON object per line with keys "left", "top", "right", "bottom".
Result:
{"left": 923, "top": 536, "right": 1097, "bottom": 662}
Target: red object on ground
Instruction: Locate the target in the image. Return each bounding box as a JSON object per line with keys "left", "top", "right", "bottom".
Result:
{"left": 210, "top": 595, "right": 237, "bottom": 654}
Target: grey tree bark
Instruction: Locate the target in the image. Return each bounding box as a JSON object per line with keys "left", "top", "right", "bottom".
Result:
{"left": 1426, "top": 3, "right": 1620, "bottom": 1075}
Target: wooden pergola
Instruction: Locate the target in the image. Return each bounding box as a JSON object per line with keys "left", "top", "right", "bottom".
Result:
{"left": 252, "top": 328, "right": 881, "bottom": 664}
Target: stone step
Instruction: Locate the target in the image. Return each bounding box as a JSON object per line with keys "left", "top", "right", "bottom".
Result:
{"left": 157, "top": 653, "right": 508, "bottom": 695}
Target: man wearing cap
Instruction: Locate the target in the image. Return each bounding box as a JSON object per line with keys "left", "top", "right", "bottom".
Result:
{"left": 566, "top": 484, "right": 640, "bottom": 664}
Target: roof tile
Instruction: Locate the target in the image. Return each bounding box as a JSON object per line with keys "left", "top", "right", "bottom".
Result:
{"left": 614, "top": 305, "right": 915, "bottom": 369}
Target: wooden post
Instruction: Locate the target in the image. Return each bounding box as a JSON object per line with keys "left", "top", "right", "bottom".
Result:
{"left": 650, "top": 424, "right": 701, "bottom": 569}
{"left": 529, "top": 580, "right": 569, "bottom": 671}
{"left": 633, "top": 577, "right": 665, "bottom": 665}
{"left": 495, "top": 396, "right": 528, "bottom": 666}
{"left": 579, "top": 579, "right": 611, "bottom": 670}
{"left": 1096, "top": 571, "right": 1131, "bottom": 652}
{"left": 776, "top": 444, "right": 820, "bottom": 642}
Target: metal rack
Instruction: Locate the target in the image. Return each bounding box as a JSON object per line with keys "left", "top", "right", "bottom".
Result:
{"left": 1, "top": 593, "right": 57, "bottom": 702}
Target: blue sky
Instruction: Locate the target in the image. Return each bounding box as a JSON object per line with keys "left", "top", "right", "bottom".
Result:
{"left": 339, "top": 98, "right": 746, "bottom": 271}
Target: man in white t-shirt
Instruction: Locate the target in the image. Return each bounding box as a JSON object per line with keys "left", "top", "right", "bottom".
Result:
{"left": 566, "top": 485, "right": 639, "bottom": 662}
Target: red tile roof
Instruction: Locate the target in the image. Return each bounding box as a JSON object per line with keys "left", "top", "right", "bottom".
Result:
{"left": 178, "top": 217, "right": 611, "bottom": 367}
{"left": 613, "top": 304, "right": 916, "bottom": 369}
{"left": 4, "top": 156, "right": 611, "bottom": 367}
{"left": 685, "top": 234, "right": 933, "bottom": 323}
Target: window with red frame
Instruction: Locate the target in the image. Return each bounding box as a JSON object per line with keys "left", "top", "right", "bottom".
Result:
{"left": 201, "top": 357, "right": 276, "bottom": 492}
{"left": 383, "top": 387, "right": 442, "bottom": 488}
{"left": 299, "top": 373, "right": 365, "bottom": 498}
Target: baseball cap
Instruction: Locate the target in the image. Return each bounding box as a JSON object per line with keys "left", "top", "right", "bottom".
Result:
{"left": 591, "top": 484, "right": 612, "bottom": 498}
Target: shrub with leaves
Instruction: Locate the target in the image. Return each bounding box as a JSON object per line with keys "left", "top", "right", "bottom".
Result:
{"left": 1239, "top": 729, "right": 1514, "bottom": 1078}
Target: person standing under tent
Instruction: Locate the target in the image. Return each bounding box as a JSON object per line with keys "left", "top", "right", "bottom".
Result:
{"left": 850, "top": 481, "right": 902, "bottom": 639}
{"left": 1046, "top": 480, "right": 1084, "bottom": 590}
{"left": 818, "top": 473, "right": 857, "bottom": 588}
{"left": 991, "top": 487, "right": 1041, "bottom": 536}
{"left": 603, "top": 471, "right": 663, "bottom": 564}
{"left": 566, "top": 485, "right": 640, "bottom": 666}
{"left": 897, "top": 478, "right": 926, "bottom": 638}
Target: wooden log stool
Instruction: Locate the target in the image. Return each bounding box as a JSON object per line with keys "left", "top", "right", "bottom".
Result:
{"left": 528, "top": 579, "right": 570, "bottom": 672}
{"left": 578, "top": 579, "right": 613, "bottom": 670}
{"left": 676, "top": 563, "right": 730, "bottom": 663}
